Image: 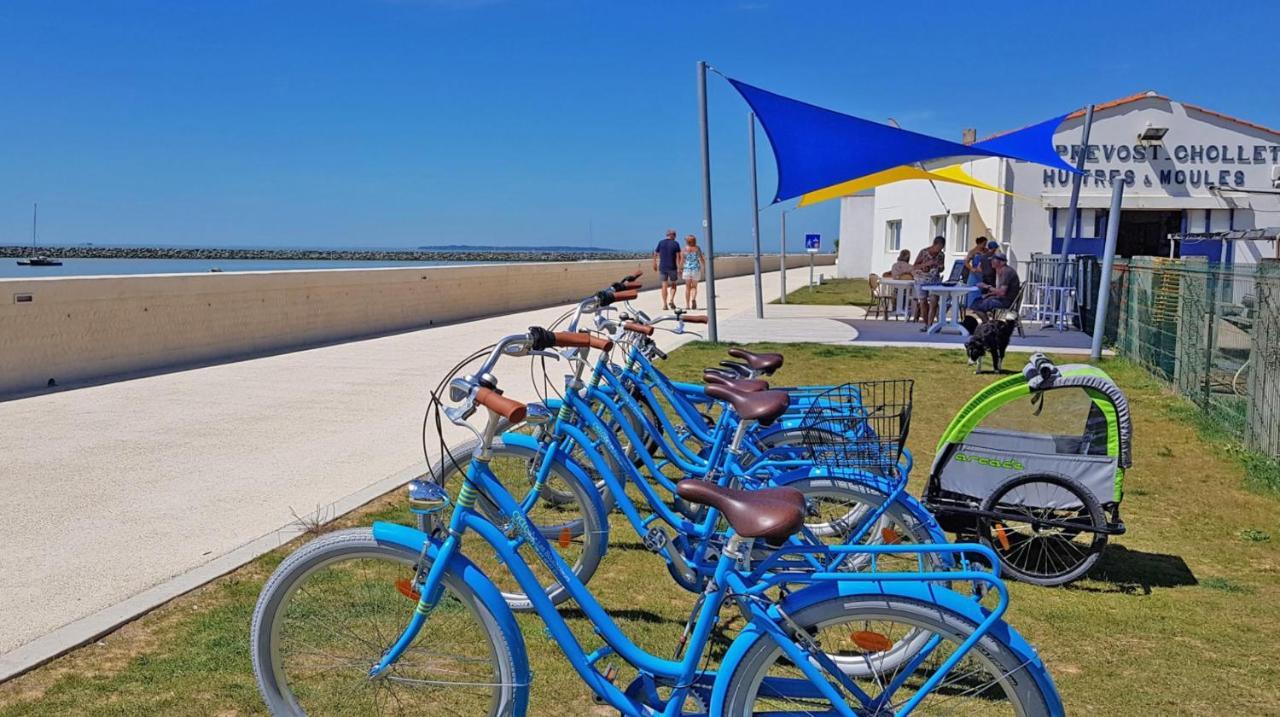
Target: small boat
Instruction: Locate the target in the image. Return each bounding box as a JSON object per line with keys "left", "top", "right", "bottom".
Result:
{"left": 17, "top": 255, "right": 62, "bottom": 266}
{"left": 17, "top": 203, "right": 63, "bottom": 266}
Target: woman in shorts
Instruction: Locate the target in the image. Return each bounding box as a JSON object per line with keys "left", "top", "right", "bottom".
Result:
{"left": 681, "top": 234, "right": 706, "bottom": 310}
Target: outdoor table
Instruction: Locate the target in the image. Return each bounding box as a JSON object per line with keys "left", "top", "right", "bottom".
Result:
{"left": 921, "top": 284, "right": 979, "bottom": 336}
{"left": 1039, "top": 285, "right": 1078, "bottom": 332}
{"left": 879, "top": 278, "right": 916, "bottom": 320}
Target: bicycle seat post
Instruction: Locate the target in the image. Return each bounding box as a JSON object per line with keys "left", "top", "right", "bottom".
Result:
{"left": 727, "top": 418, "right": 753, "bottom": 456}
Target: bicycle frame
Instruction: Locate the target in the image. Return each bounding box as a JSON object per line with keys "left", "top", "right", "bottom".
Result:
{"left": 373, "top": 448, "right": 1011, "bottom": 717}
{"left": 525, "top": 374, "right": 918, "bottom": 585}
{"left": 606, "top": 341, "right": 917, "bottom": 478}
{"left": 376, "top": 457, "right": 864, "bottom": 717}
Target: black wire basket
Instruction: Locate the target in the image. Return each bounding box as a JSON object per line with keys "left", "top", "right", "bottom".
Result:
{"left": 799, "top": 379, "right": 913, "bottom": 476}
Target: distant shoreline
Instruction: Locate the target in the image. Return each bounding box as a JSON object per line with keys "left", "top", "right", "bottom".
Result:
{"left": 0, "top": 245, "right": 648, "bottom": 263}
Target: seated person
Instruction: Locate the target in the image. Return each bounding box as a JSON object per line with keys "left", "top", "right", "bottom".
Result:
{"left": 972, "top": 253, "right": 1020, "bottom": 314}
{"left": 967, "top": 240, "right": 997, "bottom": 307}
{"left": 885, "top": 249, "right": 914, "bottom": 279}
{"left": 912, "top": 236, "right": 947, "bottom": 324}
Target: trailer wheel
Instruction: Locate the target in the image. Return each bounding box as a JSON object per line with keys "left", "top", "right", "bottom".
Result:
{"left": 978, "top": 472, "right": 1106, "bottom": 586}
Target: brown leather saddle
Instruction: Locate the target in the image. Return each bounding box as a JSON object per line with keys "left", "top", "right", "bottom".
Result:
{"left": 727, "top": 347, "right": 785, "bottom": 375}
{"left": 703, "top": 371, "right": 770, "bottom": 393}
{"left": 704, "top": 383, "right": 789, "bottom": 426}
{"left": 676, "top": 480, "right": 805, "bottom": 541}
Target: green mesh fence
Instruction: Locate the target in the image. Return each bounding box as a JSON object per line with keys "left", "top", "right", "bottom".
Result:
{"left": 1104, "top": 257, "right": 1280, "bottom": 456}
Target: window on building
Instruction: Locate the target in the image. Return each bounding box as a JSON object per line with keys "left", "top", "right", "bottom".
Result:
{"left": 886, "top": 220, "right": 902, "bottom": 251}
{"left": 951, "top": 213, "right": 970, "bottom": 253}
{"left": 930, "top": 214, "right": 948, "bottom": 244}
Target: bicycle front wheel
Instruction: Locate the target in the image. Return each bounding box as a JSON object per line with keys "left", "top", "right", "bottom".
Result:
{"left": 251, "top": 528, "right": 520, "bottom": 716}
{"left": 721, "top": 594, "right": 1059, "bottom": 716}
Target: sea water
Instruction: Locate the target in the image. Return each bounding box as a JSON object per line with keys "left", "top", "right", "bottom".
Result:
{"left": 0, "top": 257, "right": 477, "bottom": 278}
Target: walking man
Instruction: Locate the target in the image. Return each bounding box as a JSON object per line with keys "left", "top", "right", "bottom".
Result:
{"left": 653, "top": 229, "right": 682, "bottom": 310}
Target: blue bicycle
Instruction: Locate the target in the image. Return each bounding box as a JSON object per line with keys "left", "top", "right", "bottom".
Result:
{"left": 424, "top": 315, "right": 949, "bottom": 611}
{"left": 250, "top": 329, "right": 1064, "bottom": 715}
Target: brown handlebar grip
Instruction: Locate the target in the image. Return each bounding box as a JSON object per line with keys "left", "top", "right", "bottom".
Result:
{"left": 622, "top": 282, "right": 642, "bottom": 290}
{"left": 475, "top": 387, "right": 527, "bottom": 423}
{"left": 624, "top": 322, "right": 654, "bottom": 336}
{"left": 682, "top": 314, "right": 709, "bottom": 324}
{"left": 553, "top": 331, "right": 616, "bottom": 352}
{"left": 612, "top": 289, "right": 639, "bottom": 301}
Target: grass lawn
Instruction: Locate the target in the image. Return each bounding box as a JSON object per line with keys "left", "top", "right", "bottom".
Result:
{"left": 2, "top": 344, "right": 1279, "bottom": 715}
{"left": 772, "top": 277, "right": 871, "bottom": 307}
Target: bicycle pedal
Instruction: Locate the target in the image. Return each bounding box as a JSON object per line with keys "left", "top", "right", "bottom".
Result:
{"left": 592, "top": 664, "right": 620, "bottom": 704}
{"left": 643, "top": 526, "right": 669, "bottom": 552}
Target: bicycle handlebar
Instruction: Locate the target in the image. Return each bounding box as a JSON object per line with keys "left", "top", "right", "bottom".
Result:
{"left": 475, "top": 387, "right": 526, "bottom": 423}
{"left": 552, "top": 331, "right": 614, "bottom": 352}
{"left": 605, "top": 289, "right": 638, "bottom": 304}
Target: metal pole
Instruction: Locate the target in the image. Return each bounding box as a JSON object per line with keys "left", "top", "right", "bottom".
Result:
{"left": 1059, "top": 104, "right": 1095, "bottom": 287}
{"left": 1091, "top": 177, "right": 1126, "bottom": 360}
{"left": 808, "top": 252, "right": 815, "bottom": 288}
{"left": 749, "top": 112, "right": 763, "bottom": 318}
{"left": 779, "top": 210, "right": 788, "bottom": 303}
{"left": 697, "top": 60, "right": 718, "bottom": 341}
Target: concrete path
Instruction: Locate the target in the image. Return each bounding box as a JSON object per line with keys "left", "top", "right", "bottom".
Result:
{"left": 0, "top": 267, "right": 807, "bottom": 680}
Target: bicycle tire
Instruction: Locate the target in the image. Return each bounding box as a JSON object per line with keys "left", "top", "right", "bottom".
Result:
{"left": 426, "top": 436, "right": 606, "bottom": 610}
{"left": 720, "top": 594, "right": 1058, "bottom": 716}
{"left": 251, "top": 528, "right": 522, "bottom": 716}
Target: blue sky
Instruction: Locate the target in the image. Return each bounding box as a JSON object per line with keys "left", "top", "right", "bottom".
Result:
{"left": 3, "top": 0, "right": 1279, "bottom": 252}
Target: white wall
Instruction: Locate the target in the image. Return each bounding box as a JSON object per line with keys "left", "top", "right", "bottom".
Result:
{"left": 836, "top": 193, "right": 875, "bottom": 278}
{"left": 863, "top": 158, "right": 1001, "bottom": 276}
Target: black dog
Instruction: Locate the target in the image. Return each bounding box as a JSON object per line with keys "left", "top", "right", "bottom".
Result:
{"left": 961, "top": 315, "right": 1017, "bottom": 373}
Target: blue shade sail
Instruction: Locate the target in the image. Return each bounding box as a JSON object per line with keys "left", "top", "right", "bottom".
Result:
{"left": 971, "top": 114, "right": 1078, "bottom": 170}
{"left": 728, "top": 77, "right": 1080, "bottom": 203}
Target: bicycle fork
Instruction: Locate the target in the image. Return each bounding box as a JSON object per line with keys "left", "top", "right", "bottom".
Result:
{"left": 369, "top": 414, "right": 504, "bottom": 679}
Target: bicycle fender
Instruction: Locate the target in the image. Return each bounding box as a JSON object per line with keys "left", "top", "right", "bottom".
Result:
{"left": 371, "top": 521, "right": 532, "bottom": 716}
{"left": 706, "top": 580, "right": 1063, "bottom": 717}
{"left": 768, "top": 469, "right": 955, "bottom": 568}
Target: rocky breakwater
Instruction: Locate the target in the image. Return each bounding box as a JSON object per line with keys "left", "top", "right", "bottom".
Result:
{"left": 0, "top": 246, "right": 649, "bottom": 263}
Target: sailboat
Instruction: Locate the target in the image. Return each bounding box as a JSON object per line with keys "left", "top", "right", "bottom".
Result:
{"left": 17, "top": 203, "right": 62, "bottom": 266}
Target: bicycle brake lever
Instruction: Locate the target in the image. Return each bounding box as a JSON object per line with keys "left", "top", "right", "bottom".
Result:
{"left": 529, "top": 350, "right": 562, "bottom": 361}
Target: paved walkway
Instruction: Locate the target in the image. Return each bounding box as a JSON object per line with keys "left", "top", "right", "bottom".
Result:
{"left": 0, "top": 267, "right": 807, "bottom": 680}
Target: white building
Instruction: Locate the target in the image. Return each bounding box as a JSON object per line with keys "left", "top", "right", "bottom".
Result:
{"left": 837, "top": 91, "right": 1280, "bottom": 278}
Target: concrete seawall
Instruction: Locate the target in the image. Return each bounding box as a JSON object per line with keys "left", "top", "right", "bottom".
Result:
{"left": 0, "top": 254, "right": 832, "bottom": 396}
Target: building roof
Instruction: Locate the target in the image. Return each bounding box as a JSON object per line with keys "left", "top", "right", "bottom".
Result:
{"left": 982, "top": 90, "right": 1280, "bottom": 142}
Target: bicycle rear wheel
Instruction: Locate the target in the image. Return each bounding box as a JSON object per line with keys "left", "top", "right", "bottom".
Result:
{"left": 783, "top": 475, "right": 947, "bottom": 574}
{"left": 251, "top": 528, "right": 520, "bottom": 716}
{"left": 721, "top": 594, "right": 1058, "bottom": 716}
{"left": 427, "top": 436, "right": 606, "bottom": 610}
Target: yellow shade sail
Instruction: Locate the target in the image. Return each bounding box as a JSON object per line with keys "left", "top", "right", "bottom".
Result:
{"left": 796, "top": 164, "right": 1016, "bottom": 207}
